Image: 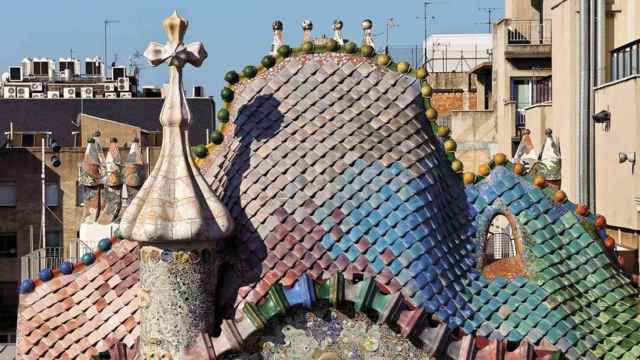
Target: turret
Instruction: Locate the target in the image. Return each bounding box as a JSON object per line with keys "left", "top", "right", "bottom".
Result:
{"left": 119, "top": 11, "right": 234, "bottom": 359}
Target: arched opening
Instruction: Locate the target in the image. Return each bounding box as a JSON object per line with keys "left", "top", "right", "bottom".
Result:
{"left": 481, "top": 213, "right": 527, "bottom": 280}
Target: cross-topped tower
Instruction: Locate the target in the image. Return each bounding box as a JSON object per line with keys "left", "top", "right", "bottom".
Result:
{"left": 119, "top": 11, "right": 233, "bottom": 359}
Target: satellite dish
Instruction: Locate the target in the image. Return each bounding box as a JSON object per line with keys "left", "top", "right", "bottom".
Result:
{"left": 1, "top": 72, "right": 9, "bottom": 82}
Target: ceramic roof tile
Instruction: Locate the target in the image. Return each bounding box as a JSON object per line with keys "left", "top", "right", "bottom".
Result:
{"left": 16, "top": 240, "right": 140, "bottom": 359}
{"left": 16, "top": 49, "right": 639, "bottom": 359}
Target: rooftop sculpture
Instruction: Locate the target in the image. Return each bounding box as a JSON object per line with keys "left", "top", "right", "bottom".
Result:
{"left": 14, "top": 12, "right": 640, "bottom": 360}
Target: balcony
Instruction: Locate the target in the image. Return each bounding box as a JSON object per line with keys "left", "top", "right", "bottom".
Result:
{"left": 505, "top": 19, "right": 552, "bottom": 59}
{"left": 20, "top": 239, "right": 92, "bottom": 280}
{"left": 610, "top": 39, "right": 640, "bottom": 82}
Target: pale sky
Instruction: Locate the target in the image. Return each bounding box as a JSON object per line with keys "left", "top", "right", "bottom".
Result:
{"left": 0, "top": 0, "right": 503, "bottom": 96}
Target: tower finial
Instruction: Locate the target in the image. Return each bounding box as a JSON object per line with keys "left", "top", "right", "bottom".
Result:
{"left": 332, "top": 19, "right": 344, "bottom": 45}
{"left": 302, "top": 19, "right": 313, "bottom": 42}
{"left": 362, "top": 19, "right": 375, "bottom": 48}
{"left": 121, "top": 12, "right": 233, "bottom": 359}
{"left": 123, "top": 12, "right": 232, "bottom": 243}
{"left": 272, "top": 20, "right": 284, "bottom": 55}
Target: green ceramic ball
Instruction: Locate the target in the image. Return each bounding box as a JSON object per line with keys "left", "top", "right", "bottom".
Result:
{"left": 326, "top": 39, "right": 340, "bottom": 51}
{"left": 344, "top": 42, "right": 357, "bottom": 54}
{"left": 224, "top": 71, "right": 239, "bottom": 84}
{"left": 243, "top": 65, "right": 257, "bottom": 79}
{"left": 261, "top": 55, "right": 276, "bottom": 68}
{"left": 217, "top": 108, "right": 230, "bottom": 123}
{"left": 360, "top": 45, "right": 375, "bottom": 57}
{"left": 210, "top": 130, "right": 224, "bottom": 145}
{"left": 220, "top": 87, "right": 234, "bottom": 102}
{"left": 301, "top": 41, "right": 314, "bottom": 53}
{"left": 194, "top": 144, "right": 208, "bottom": 158}
{"left": 277, "top": 45, "right": 291, "bottom": 58}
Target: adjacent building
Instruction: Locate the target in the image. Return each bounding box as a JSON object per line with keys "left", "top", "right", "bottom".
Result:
{"left": 513, "top": 0, "right": 640, "bottom": 260}
{"left": 0, "top": 97, "right": 215, "bottom": 341}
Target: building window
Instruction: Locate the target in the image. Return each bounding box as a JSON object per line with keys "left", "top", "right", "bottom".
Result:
{"left": 0, "top": 281, "right": 17, "bottom": 306}
{"left": 76, "top": 181, "right": 85, "bottom": 207}
{"left": 0, "top": 184, "right": 17, "bottom": 207}
{"left": 0, "top": 233, "right": 17, "bottom": 257}
{"left": 45, "top": 183, "right": 60, "bottom": 207}
{"left": 46, "top": 231, "right": 61, "bottom": 248}
{"left": 21, "top": 134, "right": 35, "bottom": 147}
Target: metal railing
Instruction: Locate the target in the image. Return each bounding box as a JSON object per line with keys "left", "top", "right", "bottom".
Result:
{"left": 507, "top": 20, "right": 552, "bottom": 45}
{"left": 386, "top": 45, "right": 492, "bottom": 73}
{"left": 611, "top": 39, "right": 640, "bottom": 82}
{"left": 20, "top": 239, "right": 93, "bottom": 280}
{"left": 515, "top": 111, "right": 527, "bottom": 137}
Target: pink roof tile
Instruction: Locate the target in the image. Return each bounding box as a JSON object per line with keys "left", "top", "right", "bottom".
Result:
{"left": 16, "top": 240, "right": 140, "bottom": 359}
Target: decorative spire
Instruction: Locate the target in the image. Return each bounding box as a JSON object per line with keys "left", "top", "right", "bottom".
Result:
{"left": 120, "top": 10, "right": 233, "bottom": 243}
{"left": 123, "top": 137, "right": 145, "bottom": 207}
{"left": 272, "top": 20, "right": 284, "bottom": 55}
{"left": 105, "top": 137, "right": 122, "bottom": 187}
{"left": 302, "top": 19, "right": 313, "bottom": 42}
{"left": 361, "top": 19, "right": 375, "bottom": 48}
{"left": 514, "top": 129, "right": 538, "bottom": 172}
{"left": 539, "top": 128, "right": 562, "bottom": 180}
{"left": 332, "top": 19, "right": 344, "bottom": 45}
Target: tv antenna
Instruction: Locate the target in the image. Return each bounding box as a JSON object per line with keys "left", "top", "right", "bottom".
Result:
{"left": 416, "top": 1, "right": 444, "bottom": 67}
{"left": 385, "top": 18, "right": 399, "bottom": 53}
{"left": 128, "top": 50, "right": 147, "bottom": 81}
{"left": 104, "top": 19, "right": 120, "bottom": 76}
{"left": 478, "top": 7, "right": 502, "bottom": 32}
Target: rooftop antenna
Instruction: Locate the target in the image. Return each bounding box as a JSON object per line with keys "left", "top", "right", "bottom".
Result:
{"left": 385, "top": 18, "right": 399, "bottom": 54}
{"left": 478, "top": 7, "right": 502, "bottom": 33}
{"left": 128, "top": 50, "right": 145, "bottom": 80}
{"left": 104, "top": 19, "right": 120, "bottom": 77}
{"left": 416, "top": 1, "right": 443, "bottom": 69}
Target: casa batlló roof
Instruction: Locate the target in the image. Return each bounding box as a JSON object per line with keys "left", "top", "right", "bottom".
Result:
{"left": 15, "top": 13, "right": 640, "bottom": 360}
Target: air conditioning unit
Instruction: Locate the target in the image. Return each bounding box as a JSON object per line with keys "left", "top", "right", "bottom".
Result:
{"left": 117, "top": 77, "right": 129, "bottom": 92}
{"left": 9, "top": 67, "right": 22, "bottom": 81}
{"left": 63, "top": 87, "right": 76, "bottom": 99}
{"left": 105, "top": 92, "right": 118, "bottom": 99}
{"left": 3, "top": 87, "right": 16, "bottom": 98}
{"left": 30, "top": 82, "right": 43, "bottom": 92}
{"left": 47, "top": 91, "right": 60, "bottom": 99}
{"left": 119, "top": 92, "right": 132, "bottom": 98}
{"left": 104, "top": 83, "right": 116, "bottom": 92}
{"left": 81, "top": 87, "right": 93, "bottom": 98}
{"left": 112, "top": 66, "right": 126, "bottom": 80}
{"left": 32, "top": 93, "right": 46, "bottom": 99}
{"left": 16, "top": 87, "right": 30, "bottom": 99}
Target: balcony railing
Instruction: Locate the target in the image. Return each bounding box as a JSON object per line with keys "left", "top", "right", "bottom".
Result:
{"left": 611, "top": 39, "right": 640, "bottom": 82}
{"left": 515, "top": 111, "right": 527, "bottom": 137}
{"left": 507, "top": 20, "right": 552, "bottom": 45}
{"left": 20, "top": 239, "right": 93, "bottom": 280}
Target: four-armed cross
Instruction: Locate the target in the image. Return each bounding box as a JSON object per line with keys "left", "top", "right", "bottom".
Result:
{"left": 144, "top": 10, "right": 207, "bottom": 69}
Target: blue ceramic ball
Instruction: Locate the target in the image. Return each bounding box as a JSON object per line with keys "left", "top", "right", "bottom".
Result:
{"left": 59, "top": 261, "right": 74, "bottom": 275}
{"left": 38, "top": 268, "right": 53, "bottom": 282}
{"left": 19, "top": 279, "right": 35, "bottom": 294}
{"left": 81, "top": 252, "right": 96, "bottom": 265}
{"left": 98, "top": 238, "right": 112, "bottom": 252}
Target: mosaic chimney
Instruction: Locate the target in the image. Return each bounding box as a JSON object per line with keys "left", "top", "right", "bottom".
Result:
{"left": 332, "top": 19, "right": 344, "bottom": 45}
{"left": 302, "top": 19, "right": 313, "bottom": 42}
{"left": 119, "top": 11, "right": 234, "bottom": 359}
{"left": 362, "top": 19, "right": 375, "bottom": 48}
{"left": 271, "top": 20, "right": 284, "bottom": 55}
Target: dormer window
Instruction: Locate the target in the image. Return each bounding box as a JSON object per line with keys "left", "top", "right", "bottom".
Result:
{"left": 481, "top": 213, "right": 527, "bottom": 279}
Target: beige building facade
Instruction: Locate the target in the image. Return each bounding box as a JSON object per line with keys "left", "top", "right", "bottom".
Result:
{"left": 535, "top": 0, "right": 640, "bottom": 251}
